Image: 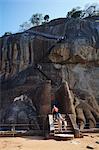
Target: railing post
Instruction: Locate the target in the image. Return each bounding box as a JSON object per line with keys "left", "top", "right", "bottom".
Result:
{"left": 11, "top": 124, "right": 16, "bottom": 137}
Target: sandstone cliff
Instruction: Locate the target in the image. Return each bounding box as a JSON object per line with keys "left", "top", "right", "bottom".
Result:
{"left": 0, "top": 16, "right": 99, "bottom": 128}
{"left": 0, "top": 17, "right": 99, "bottom": 100}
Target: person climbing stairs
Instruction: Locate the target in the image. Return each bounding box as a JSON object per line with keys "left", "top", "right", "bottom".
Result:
{"left": 48, "top": 114, "right": 76, "bottom": 139}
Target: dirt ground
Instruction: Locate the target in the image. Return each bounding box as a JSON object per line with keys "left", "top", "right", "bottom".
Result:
{"left": 0, "top": 133, "right": 99, "bottom": 150}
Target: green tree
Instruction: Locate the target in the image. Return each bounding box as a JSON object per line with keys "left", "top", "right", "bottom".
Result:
{"left": 3, "top": 32, "right": 12, "bottom": 36}
{"left": 30, "top": 13, "right": 43, "bottom": 26}
{"left": 66, "top": 4, "right": 99, "bottom": 19}
{"left": 84, "top": 4, "right": 99, "bottom": 17}
{"left": 44, "top": 15, "right": 50, "bottom": 22}
{"left": 19, "top": 13, "right": 50, "bottom": 31}
{"left": 66, "top": 7, "right": 82, "bottom": 18}
{"left": 19, "top": 21, "right": 32, "bottom": 31}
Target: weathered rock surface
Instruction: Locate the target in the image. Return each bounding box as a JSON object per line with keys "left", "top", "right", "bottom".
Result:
{"left": 0, "top": 94, "right": 40, "bottom": 130}
{"left": 55, "top": 81, "right": 99, "bottom": 129}
{"left": 0, "top": 16, "right": 99, "bottom": 129}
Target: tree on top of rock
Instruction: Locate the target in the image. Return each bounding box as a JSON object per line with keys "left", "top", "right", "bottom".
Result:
{"left": 30, "top": 13, "right": 43, "bottom": 26}
{"left": 66, "top": 4, "right": 99, "bottom": 19}
{"left": 19, "top": 21, "right": 32, "bottom": 32}
{"left": 44, "top": 15, "right": 50, "bottom": 22}
{"left": 84, "top": 4, "right": 99, "bottom": 17}
{"left": 66, "top": 7, "right": 82, "bottom": 18}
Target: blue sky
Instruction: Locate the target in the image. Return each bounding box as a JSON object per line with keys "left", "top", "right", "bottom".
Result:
{"left": 0, "top": 0, "right": 99, "bottom": 36}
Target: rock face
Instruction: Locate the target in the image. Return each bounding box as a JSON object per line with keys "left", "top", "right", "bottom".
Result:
{"left": 0, "top": 16, "right": 99, "bottom": 129}
{"left": 0, "top": 94, "right": 40, "bottom": 130}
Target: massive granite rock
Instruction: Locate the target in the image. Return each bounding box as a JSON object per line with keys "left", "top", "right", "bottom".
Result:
{"left": 0, "top": 16, "right": 99, "bottom": 129}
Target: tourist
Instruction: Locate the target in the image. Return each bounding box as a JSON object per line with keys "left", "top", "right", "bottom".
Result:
{"left": 52, "top": 105, "right": 67, "bottom": 132}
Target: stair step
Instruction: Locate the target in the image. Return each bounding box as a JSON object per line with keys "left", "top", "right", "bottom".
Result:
{"left": 53, "top": 120, "right": 70, "bottom": 123}
{"left": 54, "top": 133, "right": 74, "bottom": 138}
{"left": 54, "top": 122, "right": 72, "bottom": 125}
{"left": 55, "top": 127, "right": 73, "bottom": 130}
{"left": 54, "top": 123, "right": 72, "bottom": 127}
{"left": 54, "top": 124, "right": 72, "bottom": 128}
{"left": 54, "top": 130, "right": 73, "bottom": 134}
{"left": 54, "top": 127, "right": 73, "bottom": 130}
{"left": 54, "top": 119, "right": 71, "bottom": 121}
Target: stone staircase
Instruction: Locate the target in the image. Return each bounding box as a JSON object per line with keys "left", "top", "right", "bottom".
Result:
{"left": 54, "top": 114, "right": 73, "bottom": 134}
{"left": 48, "top": 114, "right": 75, "bottom": 139}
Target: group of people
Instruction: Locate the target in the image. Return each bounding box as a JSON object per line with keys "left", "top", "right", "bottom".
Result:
{"left": 51, "top": 94, "right": 67, "bottom": 132}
